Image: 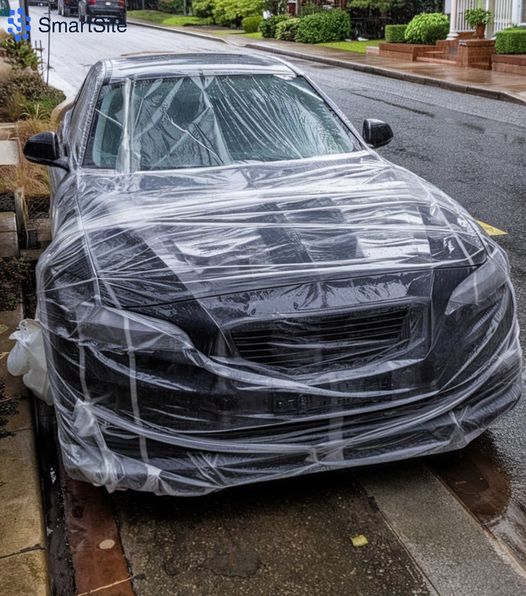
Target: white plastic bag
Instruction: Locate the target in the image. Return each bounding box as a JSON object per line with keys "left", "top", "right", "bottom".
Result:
{"left": 7, "top": 319, "right": 52, "bottom": 406}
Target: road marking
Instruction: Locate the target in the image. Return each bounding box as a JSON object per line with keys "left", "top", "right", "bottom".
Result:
{"left": 476, "top": 220, "right": 507, "bottom": 237}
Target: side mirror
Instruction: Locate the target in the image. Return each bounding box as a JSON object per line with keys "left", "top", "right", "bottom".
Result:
{"left": 23, "top": 132, "right": 69, "bottom": 171}
{"left": 362, "top": 119, "right": 393, "bottom": 149}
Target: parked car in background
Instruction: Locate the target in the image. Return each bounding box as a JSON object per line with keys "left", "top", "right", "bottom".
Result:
{"left": 21, "top": 53, "right": 522, "bottom": 497}
{"left": 78, "top": 0, "right": 126, "bottom": 25}
{"left": 57, "top": 0, "right": 78, "bottom": 16}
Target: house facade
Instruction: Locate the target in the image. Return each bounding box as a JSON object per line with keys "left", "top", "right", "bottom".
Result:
{"left": 446, "top": 0, "right": 526, "bottom": 36}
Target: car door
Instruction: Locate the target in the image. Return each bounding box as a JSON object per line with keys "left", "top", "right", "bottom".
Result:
{"left": 49, "top": 63, "right": 104, "bottom": 236}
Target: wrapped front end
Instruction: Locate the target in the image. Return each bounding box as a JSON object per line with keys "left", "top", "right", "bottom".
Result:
{"left": 39, "top": 230, "right": 522, "bottom": 496}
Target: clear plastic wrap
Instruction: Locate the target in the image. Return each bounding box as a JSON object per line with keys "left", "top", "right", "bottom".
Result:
{"left": 16, "top": 55, "right": 524, "bottom": 495}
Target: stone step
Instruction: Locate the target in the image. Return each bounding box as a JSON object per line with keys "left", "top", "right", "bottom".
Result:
{"left": 0, "top": 212, "right": 19, "bottom": 258}
{"left": 470, "top": 61, "right": 492, "bottom": 70}
{"left": 416, "top": 56, "right": 457, "bottom": 65}
{"left": 0, "top": 139, "right": 19, "bottom": 166}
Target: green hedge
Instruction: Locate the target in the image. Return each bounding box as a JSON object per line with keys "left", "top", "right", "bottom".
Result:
{"left": 192, "top": 0, "right": 214, "bottom": 18}
{"left": 296, "top": 9, "right": 350, "bottom": 44}
{"left": 275, "top": 17, "right": 300, "bottom": 41}
{"left": 242, "top": 15, "right": 262, "bottom": 33}
{"left": 495, "top": 28, "right": 526, "bottom": 54}
{"left": 259, "top": 14, "right": 289, "bottom": 38}
{"left": 404, "top": 12, "right": 449, "bottom": 45}
{"left": 385, "top": 24, "right": 407, "bottom": 43}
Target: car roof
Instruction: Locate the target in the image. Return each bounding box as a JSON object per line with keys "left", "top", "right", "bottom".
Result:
{"left": 104, "top": 53, "right": 298, "bottom": 82}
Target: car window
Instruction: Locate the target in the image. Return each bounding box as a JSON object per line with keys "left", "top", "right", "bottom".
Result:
{"left": 84, "top": 74, "right": 358, "bottom": 171}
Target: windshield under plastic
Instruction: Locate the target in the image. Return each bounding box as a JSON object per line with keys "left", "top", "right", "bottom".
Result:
{"left": 83, "top": 74, "right": 359, "bottom": 172}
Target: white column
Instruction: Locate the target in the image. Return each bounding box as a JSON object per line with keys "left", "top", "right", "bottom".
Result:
{"left": 486, "top": 0, "right": 495, "bottom": 37}
{"left": 513, "top": 0, "right": 523, "bottom": 24}
{"left": 447, "top": 0, "right": 459, "bottom": 39}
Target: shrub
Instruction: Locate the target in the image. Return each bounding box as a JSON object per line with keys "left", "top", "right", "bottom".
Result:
{"left": 296, "top": 9, "right": 350, "bottom": 44}
{"left": 495, "top": 28, "right": 526, "bottom": 54}
{"left": 242, "top": 15, "right": 262, "bottom": 33}
{"left": 0, "top": 71, "right": 65, "bottom": 121}
{"left": 404, "top": 12, "right": 449, "bottom": 44}
{"left": 159, "top": 0, "right": 186, "bottom": 14}
{"left": 0, "top": 38, "right": 39, "bottom": 70}
{"left": 192, "top": 0, "right": 215, "bottom": 18}
{"left": 259, "top": 14, "right": 289, "bottom": 38}
{"left": 385, "top": 24, "right": 407, "bottom": 43}
{"left": 275, "top": 17, "right": 300, "bottom": 41}
{"left": 213, "top": 0, "right": 262, "bottom": 27}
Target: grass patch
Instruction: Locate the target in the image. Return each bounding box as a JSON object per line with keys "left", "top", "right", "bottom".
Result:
{"left": 128, "top": 10, "right": 207, "bottom": 27}
{"left": 318, "top": 39, "right": 382, "bottom": 54}
{"left": 242, "top": 31, "right": 262, "bottom": 39}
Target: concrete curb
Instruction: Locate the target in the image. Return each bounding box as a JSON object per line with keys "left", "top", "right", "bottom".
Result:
{"left": 244, "top": 42, "right": 526, "bottom": 105}
{"left": 358, "top": 463, "right": 526, "bottom": 596}
{"left": 127, "top": 19, "right": 227, "bottom": 44}
{"left": 127, "top": 19, "right": 525, "bottom": 105}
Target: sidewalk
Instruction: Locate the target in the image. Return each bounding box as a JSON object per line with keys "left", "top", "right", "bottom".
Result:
{"left": 128, "top": 19, "right": 526, "bottom": 105}
{"left": 0, "top": 129, "right": 49, "bottom": 595}
{"left": 0, "top": 307, "right": 50, "bottom": 596}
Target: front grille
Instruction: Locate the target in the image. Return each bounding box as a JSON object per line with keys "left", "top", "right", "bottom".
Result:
{"left": 230, "top": 305, "right": 411, "bottom": 372}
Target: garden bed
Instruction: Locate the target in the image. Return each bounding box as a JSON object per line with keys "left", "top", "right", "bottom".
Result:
{"left": 378, "top": 42, "right": 436, "bottom": 61}
{"left": 492, "top": 54, "right": 526, "bottom": 76}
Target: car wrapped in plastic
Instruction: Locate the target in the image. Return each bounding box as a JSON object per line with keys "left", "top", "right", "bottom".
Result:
{"left": 18, "top": 53, "right": 522, "bottom": 496}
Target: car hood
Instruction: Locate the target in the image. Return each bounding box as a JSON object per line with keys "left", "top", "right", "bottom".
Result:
{"left": 71, "top": 153, "right": 486, "bottom": 302}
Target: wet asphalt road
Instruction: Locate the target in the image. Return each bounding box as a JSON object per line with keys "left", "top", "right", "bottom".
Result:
{"left": 24, "top": 7, "right": 526, "bottom": 590}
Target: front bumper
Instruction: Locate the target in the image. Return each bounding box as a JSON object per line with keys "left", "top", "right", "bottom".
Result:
{"left": 43, "top": 260, "right": 523, "bottom": 496}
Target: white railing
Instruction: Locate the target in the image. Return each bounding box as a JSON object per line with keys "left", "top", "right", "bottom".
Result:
{"left": 492, "top": 0, "right": 514, "bottom": 32}
{"left": 456, "top": 0, "right": 478, "bottom": 31}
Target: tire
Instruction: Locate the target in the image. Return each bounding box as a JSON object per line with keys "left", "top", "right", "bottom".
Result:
{"left": 86, "top": 15, "right": 92, "bottom": 24}
{"left": 79, "top": 12, "right": 85, "bottom": 24}
{"left": 64, "top": 6, "right": 70, "bottom": 17}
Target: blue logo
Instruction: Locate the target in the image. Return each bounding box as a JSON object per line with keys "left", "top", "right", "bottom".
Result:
{"left": 7, "top": 8, "right": 31, "bottom": 42}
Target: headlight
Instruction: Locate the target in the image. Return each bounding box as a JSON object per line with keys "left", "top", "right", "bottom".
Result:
{"left": 445, "top": 245, "right": 510, "bottom": 315}
{"left": 76, "top": 303, "right": 193, "bottom": 362}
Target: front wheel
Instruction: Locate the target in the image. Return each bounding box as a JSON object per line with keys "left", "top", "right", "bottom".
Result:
{"left": 64, "top": 5, "right": 70, "bottom": 16}
{"left": 79, "top": 12, "right": 85, "bottom": 23}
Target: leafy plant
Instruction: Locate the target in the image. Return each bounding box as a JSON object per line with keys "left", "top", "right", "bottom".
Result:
{"left": 192, "top": 0, "right": 214, "bottom": 18}
{"left": 404, "top": 12, "right": 449, "bottom": 44}
{"left": 385, "top": 24, "right": 407, "bottom": 43}
{"left": 242, "top": 15, "right": 262, "bottom": 33}
{"left": 0, "top": 38, "right": 39, "bottom": 70}
{"left": 464, "top": 8, "right": 492, "bottom": 28}
{"left": 495, "top": 27, "right": 526, "bottom": 54}
{"left": 212, "top": 0, "right": 262, "bottom": 27}
{"left": 275, "top": 17, "right": 300, "bottom": 41}
{"left": 259, "top": 14, "right": 289, "bottom": 37}
{"left": 0, "top": 71, "right": 65, "bottom": 122}
{"left": 296, "top": 9, "right": 351, "bottom": 44}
